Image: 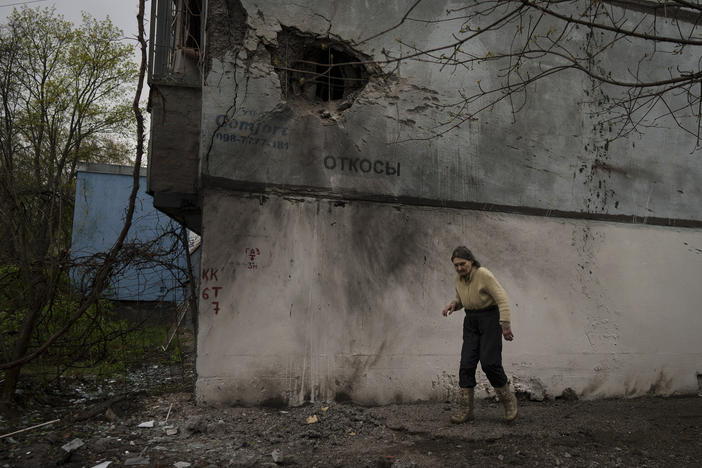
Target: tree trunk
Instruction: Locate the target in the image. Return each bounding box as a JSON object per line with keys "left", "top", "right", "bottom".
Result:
{"left": 1, "top": 367, "right": 21, "bottom": 404}
{"left": 1, "top": 297, "right": 44, "bottom": 403}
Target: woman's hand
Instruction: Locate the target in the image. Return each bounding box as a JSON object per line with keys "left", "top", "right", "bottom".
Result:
{"left": 502, "top": 327, "right": 514, "bottom": 341}
{"left": 442, "top": 302, "right": 457, "bottom": 316}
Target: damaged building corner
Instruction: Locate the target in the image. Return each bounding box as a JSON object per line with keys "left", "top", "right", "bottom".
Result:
{"left": 204, "top": 0, "right": 248, "bottom": 73}
{"left": 146, "top": 0, "right": 702, "bottom": 407}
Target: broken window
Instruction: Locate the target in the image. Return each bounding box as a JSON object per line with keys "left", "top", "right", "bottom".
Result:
{"left": 271, "top": 28, "right": 370, "bottom": 110}
{"left": 150, "top": 0, "right": 202, "bottom": 85}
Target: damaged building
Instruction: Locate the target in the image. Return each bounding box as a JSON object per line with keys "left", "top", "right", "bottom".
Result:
{"left": 147, "top": 0, "right": 702, "bottom": 405}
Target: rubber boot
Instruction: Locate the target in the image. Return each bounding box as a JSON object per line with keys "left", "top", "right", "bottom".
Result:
{"left": 450, "top": 387, "right": 474, "bottom": 424}
{"left": 494, "top": 383, "right": 518, "bottom": 421}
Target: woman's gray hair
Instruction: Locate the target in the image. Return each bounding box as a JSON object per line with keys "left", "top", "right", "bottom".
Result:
{"left": 450, "top": 246, "right": 481, "bottom": 268}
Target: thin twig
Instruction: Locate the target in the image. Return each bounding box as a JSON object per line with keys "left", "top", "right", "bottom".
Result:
{"left": 0, "top": 419, "right": 60, "bottom": 439}
{"left": 165, "top": 403, "right": 173, "bottom": 422}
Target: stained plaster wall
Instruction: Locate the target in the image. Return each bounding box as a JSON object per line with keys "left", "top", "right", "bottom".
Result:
{"left": 193, "top": 0, "right": 702, "bottom": 404}
{"left": 197, "top": 191, "right": 702, "bottom": 404}
{"left": 201, "top": 0, "right": 702, "bottom": 220}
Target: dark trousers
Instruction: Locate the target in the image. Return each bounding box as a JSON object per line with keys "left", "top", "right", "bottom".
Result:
{"left": 459, "top": 307, "right": 508, "bottom": 388}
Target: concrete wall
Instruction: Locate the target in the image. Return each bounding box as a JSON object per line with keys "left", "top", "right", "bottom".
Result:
{"left": 186, "top": 0, "right": 702, "bottom": 404}
{"left": 196, "top": 191, "right": 702, "bottom": 404}
{"left": 148, "top": 85, "right": 201, "bottom": 195}
{"left": 71, "top": 164, "right": 187, "bottom": 302}
{"left": 201, "top": 0, "right": 702, "bottom": 222}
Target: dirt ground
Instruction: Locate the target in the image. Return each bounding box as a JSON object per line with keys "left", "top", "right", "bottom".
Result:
{"left": 1, "top": 369, "right": 701, "bottom": 468}
{"left": 2, "top": 329, "right": 701, "bottom": 467}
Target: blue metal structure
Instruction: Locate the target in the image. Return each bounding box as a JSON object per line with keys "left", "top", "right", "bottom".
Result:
{"left": 71, "top": 163, "right": 186, "bottom": 302}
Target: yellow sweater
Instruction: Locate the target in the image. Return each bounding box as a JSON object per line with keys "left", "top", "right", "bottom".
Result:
{"left": 453, "top": 266, "right": 512, "bottom": 328}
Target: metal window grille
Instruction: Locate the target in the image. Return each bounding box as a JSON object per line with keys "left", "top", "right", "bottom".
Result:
{"left": 149, "top": 0, "right": 201, "bottom": 85}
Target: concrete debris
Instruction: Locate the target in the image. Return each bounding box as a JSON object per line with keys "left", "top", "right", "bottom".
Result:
{"left": 528, "top": 381, "right": 546, "bottom": 402}
{"left": 173, "top": 463, "right": 192, "bottom": 468}
{"left": 230, "top": 448, "right": 258, "bottom": 467}
{"left": 105, "top": 408, "right": 119, "bottom": 422}
{"left": 137, "top": 420, "right": 155, "bottom": 428}
{"left": 513, "top": 377, "right": 547, "bottom": 401}
{"left": 306, "top": 415, "right": 318, "bottom": 424}
{"left": 185, "top": 416, "right": 206, "bottom": 433}
{"left": 164, "top": 426, "right": 179, "bottom": 436}
{"left": 4, "top": 369, "right": 701, "bottom": 468}
{"left": 61, "top": 438, "right": 84, "bottom": 452}
{"left": 271, "top": 448, "right": 283, "bottom": 463}
{"left": 206, "top": 419, "right": 226, "bottom": 435}
{"left": 560, "top": 387, "right": 579, "bottom": 401}
{"left": 91, "top": 437, "right": 116, "bottom": 453}
{"left": 124, "top": 456, "right": 150, "bottom": 466}
{"left": 91, "top": 462, "right": 112, "bottom": 468}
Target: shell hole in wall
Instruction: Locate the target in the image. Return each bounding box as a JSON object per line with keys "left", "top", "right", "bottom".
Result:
{"left": 270, "top": 27, "right": 370, "bottom": 112}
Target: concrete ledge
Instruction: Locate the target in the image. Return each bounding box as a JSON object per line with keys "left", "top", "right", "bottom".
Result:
{"left": 202, "top": 175, "right": 702, "bottom": 228}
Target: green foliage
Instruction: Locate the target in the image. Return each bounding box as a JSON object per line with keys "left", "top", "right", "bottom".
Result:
{"left": 0, "top": 6, "right": 138, "bottom": 264}
{"left": 0, "top": 274, "right": 180, "bottom": 380}
{"left": 0, "top": 5, "right": 140, "bottom": 399}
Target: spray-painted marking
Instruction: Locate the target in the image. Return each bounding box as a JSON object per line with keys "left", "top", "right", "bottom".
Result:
{"left": 201, "top": 267, "right": 222, "bottom": 315}
{"left": 323, "top": 156, "right": 400, "bottom": 177}
{"left": 202, "top": 268, "right": 218, "bottom": 281}
{"left": 245, "top": 247, "right": 261, "bottom": 270}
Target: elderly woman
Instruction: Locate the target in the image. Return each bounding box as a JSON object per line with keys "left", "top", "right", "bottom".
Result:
{"left": 441, "top": 246, "right": 518, "bottom": 423}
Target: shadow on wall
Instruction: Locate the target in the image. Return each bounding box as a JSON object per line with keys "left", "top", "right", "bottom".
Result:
{"left": 324, "top": 202, "right": 432, "bottom": 403}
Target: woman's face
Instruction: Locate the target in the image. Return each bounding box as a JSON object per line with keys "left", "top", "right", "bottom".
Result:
{"left": 453, "top": 258, "right": 472, "bottom": 276}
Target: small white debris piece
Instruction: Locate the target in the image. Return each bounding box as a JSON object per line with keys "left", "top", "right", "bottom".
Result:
{"left": 61, "top": 438, "right": 84, "bottom": 452}
{"left": 137, "top": 420, "right": 155, "bottom": 428}
{"left": 174, "top": 463, "right": 192, "bottom": 468}
{"left": 271, "top": 448, "right": 283, "bottom": 463}
{"left": 91, "top": 462, "right": 112, "bottom": 468}
{"left": 306, "top": 415, "right": 318, "bottom": 424}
